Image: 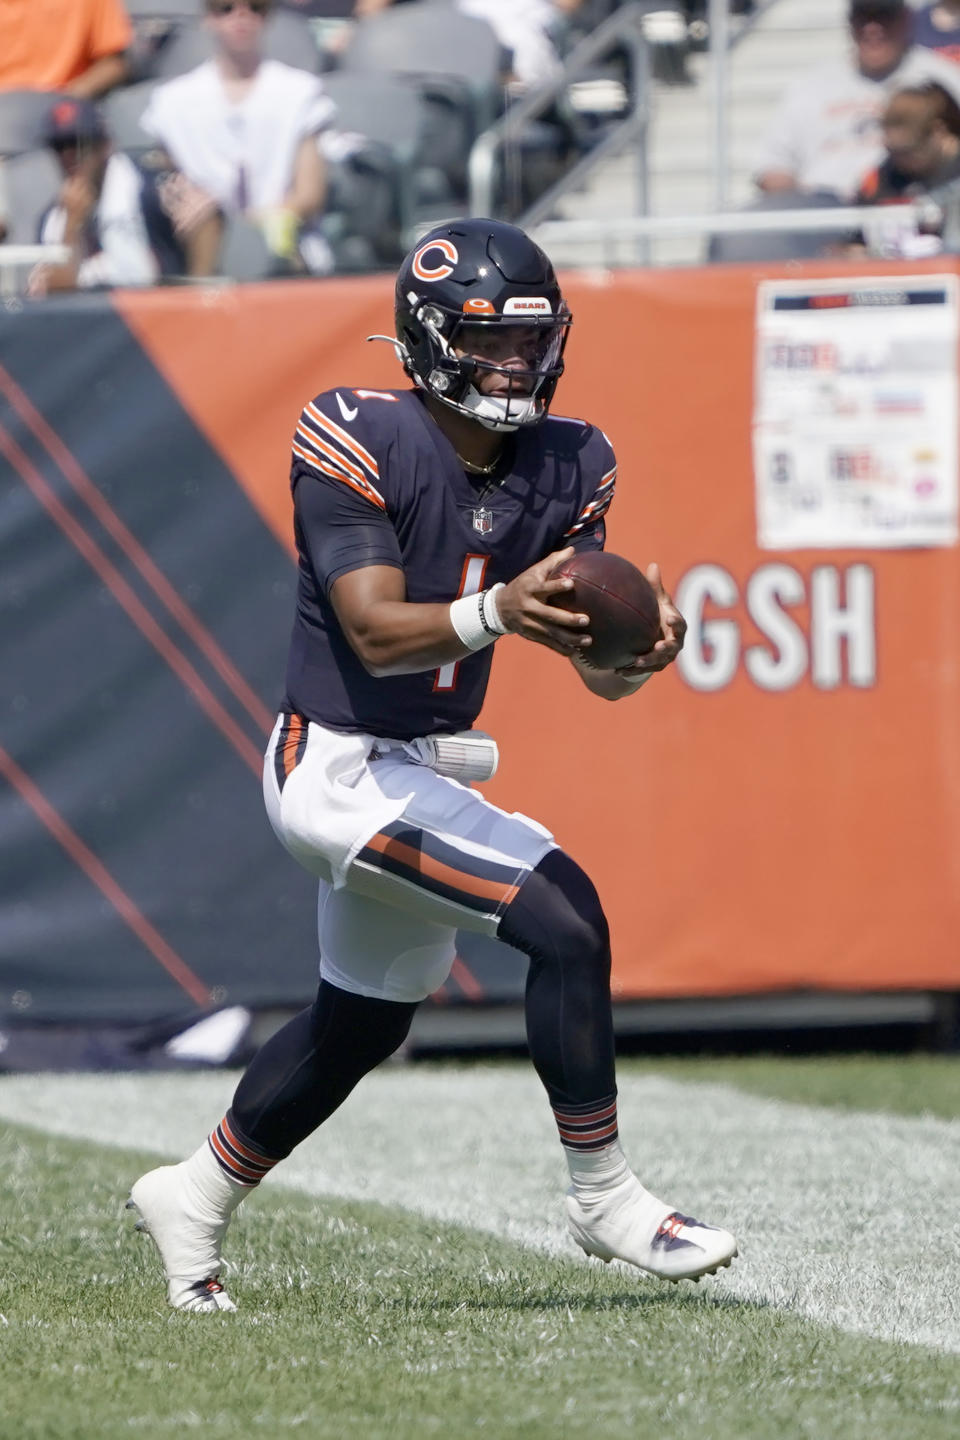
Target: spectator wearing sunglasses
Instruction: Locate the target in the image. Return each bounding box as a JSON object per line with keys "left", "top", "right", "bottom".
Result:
{"left": 851, "top": 81, "right": 960, "bottom": 255}
{"left": 0, "top": 0, "right": 132, "bottom": 99}
{"left": 754, "top": 0, "right": 960, "bottom": 201}
{"left": 140, "top": 0, "right": 336, "bottom": 274}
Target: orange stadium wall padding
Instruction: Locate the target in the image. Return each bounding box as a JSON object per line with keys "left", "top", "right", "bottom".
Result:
{"left": 113, "top": 261, "right": 960, "bottom": 1001}
{"left": 2, "top": 262, "right": 959, "bottom": 1026}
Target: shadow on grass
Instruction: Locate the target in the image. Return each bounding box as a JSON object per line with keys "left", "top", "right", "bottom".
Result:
{"left": 377, "top": 1270, "right": 770, "bottom": 1320}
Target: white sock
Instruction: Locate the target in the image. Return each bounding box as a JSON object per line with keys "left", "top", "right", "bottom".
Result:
{"left": 564, "top": 1139, "right": 634, "bottom": 1201}
{"left": 181, "top": 1140, "right": 251, "bottom": 1222}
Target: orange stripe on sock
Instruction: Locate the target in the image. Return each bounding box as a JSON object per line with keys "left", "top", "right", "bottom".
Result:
{"left": 220, "top": 1115, "right": 275, "bottom": 1168}
{"left": 557, "top": 1119, "right": 619, "bottom": 1145}
{"left": 209, "top": 1131, "right": 265, "bottom": 1182}
{"left": 555, "top": 1102, "right": 618, "bottom": 1127}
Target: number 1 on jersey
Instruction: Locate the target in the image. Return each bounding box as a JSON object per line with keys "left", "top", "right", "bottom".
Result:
{"left": 434, "top": 553, "right": 489, "bottom": 691}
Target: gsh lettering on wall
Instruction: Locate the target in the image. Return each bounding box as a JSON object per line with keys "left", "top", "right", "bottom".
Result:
{"left": 675, "top": 563, "right": 876, "bottom": 692}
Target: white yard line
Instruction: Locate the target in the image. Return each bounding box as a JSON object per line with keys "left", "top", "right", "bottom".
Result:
{"left": 1, "top": 1066, "right": 958, "bottom": 1353}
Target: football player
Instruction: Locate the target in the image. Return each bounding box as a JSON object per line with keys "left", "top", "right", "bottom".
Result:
{"left": 129, "top": 218, "right": 738, "bottom": 1311}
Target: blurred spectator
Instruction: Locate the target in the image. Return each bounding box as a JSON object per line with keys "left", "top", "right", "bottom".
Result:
{"left": 278, "top": 0, "right": 370, "bottom": 10}
{"left": 0, "top": 0, "right": 132, "bottom": 99}
{"left": 859, "top": 81, "right": 960, "bottom": 199}
{"left": 754, "top": 0, "right": 960, "bottom": 201}
{"left": 140, "top": 0, "right": 336, "bottom": 273}
{"left": 457, "top": 1, "right": 584, "bottom": 92}
{"left": 344, "top": 0, "right": 582, "bottom": 91}
{"left": 913, "top": 2, "right": 960, "bottom": 66}
{"left": 275, "top": 0, "right": 370, "bottom": 63}
{"left": 852, "top": 81, "right": 960, "bottom": 254}
{"left": 27, "top": 98, "right": 213, "bottom": 294}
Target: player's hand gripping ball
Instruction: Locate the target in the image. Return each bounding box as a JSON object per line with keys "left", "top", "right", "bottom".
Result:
{"left": 549, "top": 551, "right": 663, "bottom": 669}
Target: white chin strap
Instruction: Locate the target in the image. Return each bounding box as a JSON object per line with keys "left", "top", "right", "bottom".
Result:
{"left": 459, "top": 387, "right": 542, "bottom": 431}
{"left": 410, "top": 372, "right": 544, "bottom": 430}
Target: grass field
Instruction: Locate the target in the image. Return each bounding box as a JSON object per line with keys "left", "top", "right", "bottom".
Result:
{"left": 1, "top": 1055, "right": 958, "bottom": 1439}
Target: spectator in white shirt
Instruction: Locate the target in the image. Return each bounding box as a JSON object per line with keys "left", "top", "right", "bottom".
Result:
{"left": 29, "top": 97, "right": 197, "bottom": 294}
{"left": 457, "top": 0, "right": 581, "bottom": 92}
{"left": 755, "top": 0, "right": 960, "bottom": 201}
{"left": 349, "top": 0, "right": 583, "bottom": 91}
{"left": 141, "top": 0, "right": 337, "bottom": 274}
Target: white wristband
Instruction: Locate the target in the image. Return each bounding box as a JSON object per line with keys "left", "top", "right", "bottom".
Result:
{"left": 449, "top": 589, "right": 499, "bottom": 651}
{"left": 480, "top": 582, "right": 509, "bottom": 635}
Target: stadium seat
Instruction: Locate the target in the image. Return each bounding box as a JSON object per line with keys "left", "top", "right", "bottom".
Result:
{"left": 341, "top": 2, "right": 504, "bottom": 203}
{"left": 321, "top": 72, "right": 423, "bottom": 164}
{"left": 147, "top": 10, "right": 322, "bottom": 79}
{"left": 323, "top": 155, "right": 404, "bottom": 272}
{"left": 102, "top": 81, "right": 161, "bottom": 156}
{"left": 218, "top": 215, "right": 276, "bottom": 281}
{"left": 2, "top": 148, "right": 61, "bottom": 244}
{"left": 123, "top": 0, "right": 196, "bottom": 14}
{"left": 0, "top": 91, "right": 56, "bottom": 158}
{"left": 706, "top": 192, "right": 851, "bottom": 263}
{"left": 319, "top": 72, "right": 423, "bottom": 255}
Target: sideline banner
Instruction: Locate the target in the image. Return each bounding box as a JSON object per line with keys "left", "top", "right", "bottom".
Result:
{"left": 753, "top": 274, "right": 959, "bottom": 549}
{"left": 2, "top": 258, "right": 959, "bottom": 1027}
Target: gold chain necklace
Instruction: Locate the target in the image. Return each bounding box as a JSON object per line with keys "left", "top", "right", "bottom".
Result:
{"left": 456, "top": 450, "right": 501, "bottom": 476}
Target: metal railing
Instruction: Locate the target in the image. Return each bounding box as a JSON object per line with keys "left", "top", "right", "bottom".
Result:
{"left": 468, "top": 1, "right": 652, "bottom": 228}
{"left": 533, "top": 203, "right": 925, "bottom": 268}
{"left": 708, "top": 0, "right": 782, "bottom": 210}
{"left": 0, "top": 244, "right": 71, "bottom": 296}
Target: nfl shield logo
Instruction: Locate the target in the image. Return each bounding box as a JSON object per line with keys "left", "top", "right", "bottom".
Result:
{"left": 472, "top": 507, "right": 493, "bottom": 535}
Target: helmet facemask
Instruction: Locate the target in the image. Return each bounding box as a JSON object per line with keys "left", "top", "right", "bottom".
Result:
{"left": 399, "top": 296, "right": 571, "bottom": 431}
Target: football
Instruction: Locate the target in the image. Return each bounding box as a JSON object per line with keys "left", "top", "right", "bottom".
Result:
{"left": 549, "top": 551, "right": 662, "bottom": 669}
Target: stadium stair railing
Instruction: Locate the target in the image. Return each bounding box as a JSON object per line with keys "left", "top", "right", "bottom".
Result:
{"left": 468, "top": 1, "right": 656, "bottom": 230}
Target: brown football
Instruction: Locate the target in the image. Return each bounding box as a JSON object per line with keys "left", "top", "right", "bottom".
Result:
{"left": 549, "top": 551, "right": 662, "bottom": 669}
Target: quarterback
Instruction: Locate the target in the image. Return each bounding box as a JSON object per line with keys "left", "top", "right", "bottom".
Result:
{"left": 129, "top": 218, "right": 738, "bottom": 1310}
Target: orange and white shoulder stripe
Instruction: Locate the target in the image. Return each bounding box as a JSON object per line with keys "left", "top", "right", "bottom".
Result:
{"left": 564, "top": 466, "right": 616, "bottom": 537}
{"left": 292, "top": 399, "right": 386, "bottom": 510}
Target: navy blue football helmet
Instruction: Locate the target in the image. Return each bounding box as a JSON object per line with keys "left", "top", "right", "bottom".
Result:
{"left": 392, "top": 218, "right": 571, "bottom": 431}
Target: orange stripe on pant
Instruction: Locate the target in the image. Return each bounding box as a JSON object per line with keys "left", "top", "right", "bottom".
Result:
{"left": 363, "top": 831, "right": 520, "bottom": 908}
{"left": 282, "top": 715, "right": 305, "bottom": 779}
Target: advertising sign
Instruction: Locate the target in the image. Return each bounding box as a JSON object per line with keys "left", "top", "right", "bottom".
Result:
{"left": 754, "top": 275, "right": 958, "bottom": 549}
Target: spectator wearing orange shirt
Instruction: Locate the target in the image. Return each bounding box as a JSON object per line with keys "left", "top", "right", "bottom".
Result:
{"left": 0, "top": 0, "right": 132, "bottom": 99}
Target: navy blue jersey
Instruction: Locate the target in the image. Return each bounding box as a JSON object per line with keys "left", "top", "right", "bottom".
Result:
{"left": 912, "top": 8, "right": 960, "bottom": 66}
{"left": 282, "top": 387, "right": 616, "bottom": 740}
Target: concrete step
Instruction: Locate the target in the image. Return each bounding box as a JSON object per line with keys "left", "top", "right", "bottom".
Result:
{"left": 647, "top": 139, "right": 771, "bottom": 175}
{"left": 654, "top": 89, "right": 780, "bottom": 120}
{"left": 649, "top": 170, "right": 756, "bottom": 212}
{"left": 754, "top": 0, "right": 847, "bottom": 28}
{"left": 703, "top": 29, "right": 844, "bottom": 67}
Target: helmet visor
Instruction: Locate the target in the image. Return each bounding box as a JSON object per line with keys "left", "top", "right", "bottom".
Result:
{"left": 450, "top": 315, "right": 570, "bottom": 390}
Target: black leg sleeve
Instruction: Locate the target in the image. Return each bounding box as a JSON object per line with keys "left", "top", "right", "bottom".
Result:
{"left": 230, "top": 979, "right": 418, "bottom": 1158}
{"left": 497, "top": 848, "right": 616, "bottom": 1108}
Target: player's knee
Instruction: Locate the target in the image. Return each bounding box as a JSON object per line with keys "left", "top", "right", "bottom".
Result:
{"left": 499, "top": 849, "right": 610, "bottom": 974}
{"left": 554, "top": 892, "right": 610, "bottom": 975}
{"left": 309, "top": 980, "right": 417, "bottom": 1064}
